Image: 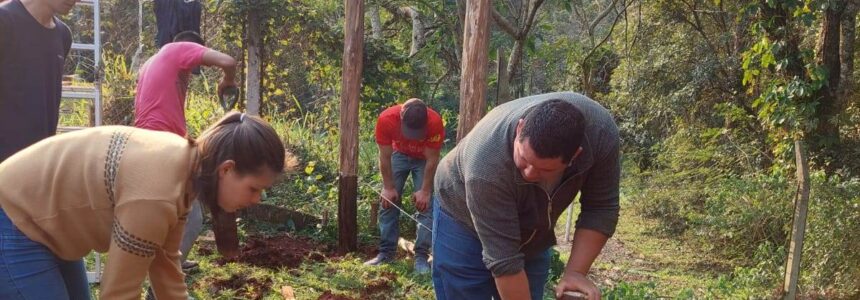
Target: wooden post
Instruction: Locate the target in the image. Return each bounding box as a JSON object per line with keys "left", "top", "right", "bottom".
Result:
{"left": 338, "top": 0, "right": 364, "bottom": 254}
{"left": 246, "top": 7, "right": 262, "bottom": 115}
{"left": 456, "top": 0, "right": 491, "bottom": 142}
{"left": 783, "top": 140, "right": 811, "bottom": 299}
{"left": 369, "top": 200, "right": 379, "bottom": 230}
{"left": 497, "top": 47, "right": 510, "bottom": 105}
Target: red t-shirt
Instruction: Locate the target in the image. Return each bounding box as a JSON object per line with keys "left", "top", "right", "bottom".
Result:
{"left": 133, "top": 42, "right": 208, "bottom": 137}
{"left": 375, "top": 105, "right": 445, "bottom": 159}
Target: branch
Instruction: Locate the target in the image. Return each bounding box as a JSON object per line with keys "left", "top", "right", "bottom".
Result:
{"left": 583, "top": 1, "right": 630, "bottom": 65}
{"left": 492, "top": 7, "right": 520, "bottom": 38}
{"left": 589, "top": 0, "right": 621, "bottom": 36}
{"left": 521, "top": 0, "right": 546, "bottom": 38}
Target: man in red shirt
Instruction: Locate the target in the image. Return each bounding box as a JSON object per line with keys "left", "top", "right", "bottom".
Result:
{"left": 365, "top": 98, "right": 444, "bottom": 274}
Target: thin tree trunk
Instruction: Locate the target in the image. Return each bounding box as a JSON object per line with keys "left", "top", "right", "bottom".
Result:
{"left": 246, "top": 8, "right": 263, "bottom": 115}
{"left": 456, "top": 0, "right": 491, "bottom": 142}
{"left": 370, "top": 5, "right": 383, "bottom": 39}
{"left": 398, "top": 7, "right": 425, "bottom": 56}
{"left": 338, "top": 0, "right": 364, "bottom": 254}
{"left": 813, "top": 6, "right": 843, "bottom": 171}
{"left": 455, "top": 0, "right": 466, "bottom": 64}
{"left": 840, "top": 3, "right": 857, "bottom": 102}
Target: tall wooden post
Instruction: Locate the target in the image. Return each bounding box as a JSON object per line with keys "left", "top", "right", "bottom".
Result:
{"left": 456, "top": 0, "right": 490, "bottom": 142}
{"left": 246, "top": 7, "right": 262, "bottom": 115}
{"left": 497, "top": 47, "right": 510, "bottom": 105}
{"left": 783, "top": 140, "right": 811, "bottom": 299}
{"left": 338, "top": 0, "right": 364, "bottom": 254}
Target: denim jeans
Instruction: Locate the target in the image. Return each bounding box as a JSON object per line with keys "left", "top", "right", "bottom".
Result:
{"left": 0, "top": 208, "right": 91, "bottom": 300}
{"left": 180, "top": 199, "right": 203, "bottom": 261}
{"left": 432, "top": 200, "right": 550, "bottom": 300}
{"left": 378, "top": 152, "right": 433, "bottom": 258}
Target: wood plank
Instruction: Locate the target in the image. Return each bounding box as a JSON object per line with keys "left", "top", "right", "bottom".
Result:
{"left": 338, "top": 0, "right": 365, "bottom": 254}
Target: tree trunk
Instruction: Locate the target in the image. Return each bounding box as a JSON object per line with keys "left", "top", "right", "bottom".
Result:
{"left": 813, "top": 6, "right": 843, "bottom": 170}
{"left": 456, "top": 0, "right": 491, "bottom": 142}
{"left": 338, "top": 0, "right": 364, "bottom": 254}
{"left": 455, "top": 0, "right": 466, "bottom": 64}
{"left": 400, "top": 7, "right": 425, "bottom": 56}
{"left": 506, "top": 37, "right": 526, "bottom": 96}
{"left": 370, "top": 5, "right": 383, "bottom": 39}
{"left": 490, "top": 1, "right": 546, "bottom": 103}
{"left": 246, "top": 8, "right": 263, "bottom": 115}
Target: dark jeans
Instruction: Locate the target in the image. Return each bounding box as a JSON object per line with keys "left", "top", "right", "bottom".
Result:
{"left": 0, "top": 208, "right": 91, "bottom": 300}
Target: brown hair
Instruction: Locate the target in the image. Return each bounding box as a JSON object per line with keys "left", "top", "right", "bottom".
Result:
{"left": 191, "top": 112, "right": 286, "bottom": 215}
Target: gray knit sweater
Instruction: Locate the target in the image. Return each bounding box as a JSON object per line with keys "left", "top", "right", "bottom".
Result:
{"left": 434, "top": 92, "right": 620, "bottom": 276}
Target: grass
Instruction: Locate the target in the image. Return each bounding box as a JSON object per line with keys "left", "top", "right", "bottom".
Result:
{"left": 552, "top": 194, "right": 753, "bottom": 299}
{"left": 183, "top": 227, "right": 435, "bottom": 299}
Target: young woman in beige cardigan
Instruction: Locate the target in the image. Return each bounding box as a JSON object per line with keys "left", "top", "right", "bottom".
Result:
{"left": 0, "top": 112, "right": 289, "bottom": 299}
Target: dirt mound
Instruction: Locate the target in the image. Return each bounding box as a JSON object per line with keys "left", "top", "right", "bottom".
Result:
{"left": 317, "top": 291, "right": 355, "bottom": 300}
{"left": 217, "top": 234, "right": 328, "bottom": 268}
{"left": 211, "top": 274, "right": 272, "bottom": 300}
{"left": 313, "top": 271, "right": 397, "bottom": 300}
{"left": 361, "top": 271, "right": 396, "bottom": 298}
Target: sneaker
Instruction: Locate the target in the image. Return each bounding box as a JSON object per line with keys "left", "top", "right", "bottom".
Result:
{"left": 181, "top": 260, "right": 199, "bottom": 271}
{"left": 363, "top": 253, "right": 394, "bottom": 266}
{"left": 414, "top": 256, "right": 430, "bottom": 274}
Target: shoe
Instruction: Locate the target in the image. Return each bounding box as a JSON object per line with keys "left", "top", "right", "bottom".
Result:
{"left": 414, "top": 256, "right": 430, "bottom": 274}
{"left": 363, "top": 253, "right": 394, "bottom": 266}
{"left": 181, "top": 260, "right": 199, "bottom": 271}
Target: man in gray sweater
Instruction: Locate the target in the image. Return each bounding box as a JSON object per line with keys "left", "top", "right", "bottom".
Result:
{"left": 432, "top": 92, "right": 620, "bottom": 300}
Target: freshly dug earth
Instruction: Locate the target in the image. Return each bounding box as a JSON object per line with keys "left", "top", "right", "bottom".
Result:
{"left": 317, "top": 291, "right": 355, "bottom": 300}
{"left": 216, "top": 234, "right": 328, "bottom": 268}
{"left": 211, "top": 274, "right": 273, "bottom": 300}
{"left": 315, "top": 271, "right": 397, "bottom": 300}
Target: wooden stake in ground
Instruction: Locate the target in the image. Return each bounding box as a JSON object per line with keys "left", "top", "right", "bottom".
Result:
{"left": 783, "top": 140, "right": 811, "bottom": 299}
{"left": 456, "top": 0, "right": 490, "bottom": 142}
{"left": 338, "top": 0, "right": 365, "bottom": 254}
{"left": 280, "top": 286, "right": 296, "bottom": 300}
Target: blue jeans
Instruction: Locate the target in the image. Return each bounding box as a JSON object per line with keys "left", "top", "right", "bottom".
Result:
{"left": 0, "top": 208, "right": 91, "bottom": 300}
{"left": 378, "top": 152, "right": 433, "bottom": 258}
{"left": 432, "top": 201, "right": 550, "bottom": 300}
{"left": 180, "top": 199, "right": 204, "bottom": 261}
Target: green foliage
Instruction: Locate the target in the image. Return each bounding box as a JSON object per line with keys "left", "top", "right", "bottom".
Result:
{"left": 601, "top": 282, "right": 662, "bottom": 299}
{"left": 101, "top": 53, "right": 137, "bottom": 125}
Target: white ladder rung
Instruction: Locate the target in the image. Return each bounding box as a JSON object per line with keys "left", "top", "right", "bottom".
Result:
{"left": 57, "top": 126, "right": 89, "bottom": 133}
{"left": 62, "top": 85, "right": 98, "bottom": 99}
{"left": 62, "top": 90, "right": 97, "bottom": 99}
{"left": 71, "top": 43, "right": 96, "bottom": 51}
{"left": 86, "top": 252, "right": 102, "bottom": 283}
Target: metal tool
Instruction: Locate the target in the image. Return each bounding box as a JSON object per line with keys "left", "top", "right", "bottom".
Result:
{"left": 218, "top": 86, "right": 240, "bottom": 112}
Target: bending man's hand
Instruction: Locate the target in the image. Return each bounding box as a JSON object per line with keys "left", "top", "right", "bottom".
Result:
{"left": 554, "top": 271, "right": 600, "bottom": 300}
{"left": 380, "top": 187, "right": 398, "bottom": 209}
{"left": 412, "top": 190, "right": 431, "bottom": 212}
